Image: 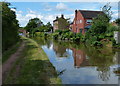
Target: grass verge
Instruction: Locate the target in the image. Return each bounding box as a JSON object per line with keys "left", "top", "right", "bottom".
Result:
{"left": 2, "top": 41, "right": 21, "bottom": 63}
{"left": 4, "top": 36, "right": 61, "bottom": 85}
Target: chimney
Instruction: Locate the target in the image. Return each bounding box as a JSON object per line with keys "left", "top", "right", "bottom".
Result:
{"left": 75, "top": 10, "right": 77, "bottom": 18}
{"left": 75, "top": 10, "right": 78, "bottom": 24}
{"left": 56, "top": 16, "right": 58, "bottom": 19}
{"left": 61, "top": 14, "right": 64, "bottom": 18}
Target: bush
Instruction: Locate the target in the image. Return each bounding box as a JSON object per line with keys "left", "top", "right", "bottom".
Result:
{"left": 111, "top": 38, "right": 116, "bottom": 46}
{"left": 52, "top": 32, "right": 59, "bottom": 40}
{"left": 106, "top": 24, "right": 118, "bottom": 33}
{"left": 55, "top": 30, "right": 62, "bottom": 35}
{"left": 92, "top": 41, "right": 102, "bottom": 46}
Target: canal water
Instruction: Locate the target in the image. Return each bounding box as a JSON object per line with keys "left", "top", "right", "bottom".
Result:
{"left": 34, "top": 37, "right": 120, "bottom": 84}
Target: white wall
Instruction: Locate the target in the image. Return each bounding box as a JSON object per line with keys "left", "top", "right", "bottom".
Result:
{"left": 114, "top": 31, "right": 120, "bottom": 44}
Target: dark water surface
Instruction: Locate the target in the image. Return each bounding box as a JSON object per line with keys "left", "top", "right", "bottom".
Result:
{"left": 34, "top": 37, "right": 120, "bottom": 84}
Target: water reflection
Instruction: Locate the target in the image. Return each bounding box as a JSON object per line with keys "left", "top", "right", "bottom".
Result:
{"left": 72, "top": 48, "right": 87, "bottom": 68}
{"left": 33, "top": 37, "right": 119, "bottom": 84}
{"left": 53, "top": 42, "right": 68, "bottom": 58}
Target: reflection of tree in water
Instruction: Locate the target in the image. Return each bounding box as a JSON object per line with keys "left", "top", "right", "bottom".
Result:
{"left": 33, "top": 37, "right": 52, "bottom": 49}
{"left": 97, "top": 67, "right": 110, "bottom": 81}
{"left": 44, "top": 38, "right": 52, "bottom": 49}
{"left": 84, "top": 46, "right": 115, "bottom": 81}
{"left": 53, "top": 41, "right": 68, "bottom": 57}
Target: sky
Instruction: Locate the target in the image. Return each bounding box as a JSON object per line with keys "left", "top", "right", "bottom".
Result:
{"left": 9, "top": 2, "right": 119, "bottom": 27}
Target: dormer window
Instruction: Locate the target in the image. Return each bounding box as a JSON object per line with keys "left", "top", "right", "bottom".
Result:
{"left": 86, "top": 19, "right": 92, "bottom": 24}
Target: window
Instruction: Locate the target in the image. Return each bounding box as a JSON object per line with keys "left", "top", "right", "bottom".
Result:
{"left": 76, "top": 28, "right": 77, "bottom": 32}
{"left": 79, "top": 20, "right": 82, "bottom": 23}
{"left": 85, "top": 29, "right": 87, "bottom": 33}
{"left": 80, "top": 29, "right": 82, "bottom": 33}
{"left": 86, "top": 19, "right": 92, "bottom": 24}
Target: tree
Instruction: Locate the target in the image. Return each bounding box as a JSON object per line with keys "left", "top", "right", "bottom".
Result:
{"left": 115, "top": 18, "right": 120, "bottom": 25}
{"left": 90, "top": 3, "right": 112, "bottom": 35}
{"left": 101, "top": 3, "right": 112, "bottom": 21}
{"left": 38, "top": 25, "right": 48, "bottom": 32}
{"left": 91, "top": 15, "right": 109, "bottom": 34}
{"left": 85, "top": 3, "right": 112, "bottom": 46}
{"left": 46, "top": 22, "right": 53, "bottom": 32}
{"left": 2, "top": 2, "right": 19, "bottom": 52}
{"left": 25, "top": 18, "right": 43, "bottom": 33}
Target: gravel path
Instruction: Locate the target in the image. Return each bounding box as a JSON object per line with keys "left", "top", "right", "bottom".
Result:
{"left": 2, "top": 42, "right": 25, "bottom": 82}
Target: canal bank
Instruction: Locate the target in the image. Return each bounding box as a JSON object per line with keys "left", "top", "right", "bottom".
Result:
{"left": 33, "top": 37, "right": 120, "bottom": 84}
{"left": 3, "top": 36, "right": 61, "bottom": 84}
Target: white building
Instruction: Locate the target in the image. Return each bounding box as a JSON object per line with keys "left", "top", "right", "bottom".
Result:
{"left": 114, "top": 31, "right": 120, "bottom": 44}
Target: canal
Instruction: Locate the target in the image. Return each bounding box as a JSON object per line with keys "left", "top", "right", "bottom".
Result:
{"left": 34, "top": 37, "right": 120, "bottom": 84}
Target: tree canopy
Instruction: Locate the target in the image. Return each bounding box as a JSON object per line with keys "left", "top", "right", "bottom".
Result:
{"left": 2, "top": 2, "right": 19, "bottom": 52}
{"left": 25, "top": 18, "right": 43, "bottom": 32}
{"left": 115, "top": 18, "right": 120, "bottom": 25}
{"left": 90, "top": 3, "right": 112, "bottom": 35}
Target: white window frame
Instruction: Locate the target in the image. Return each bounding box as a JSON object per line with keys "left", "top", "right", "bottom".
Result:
{"left": 79, "top": 20, "right": 82, "bottom": 23}
{"left": 86, "top": 19, "right": 92, "bottom": 24}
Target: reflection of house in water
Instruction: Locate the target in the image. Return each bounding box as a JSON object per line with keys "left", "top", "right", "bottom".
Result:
{"left": 113, "top": 51, "right": 120, "bottom": 85}
{"left": 113, "top": 51, "right": 120, "bottom": 64}
{"left": 72, "top": 48, "right": 89, "bottom": 68}
{"left": 53, "top": 43, "right": 68, "bottom": 58}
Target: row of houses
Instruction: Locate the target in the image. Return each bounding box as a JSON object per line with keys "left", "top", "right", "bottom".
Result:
{"left": 53, "top": 10, "right": 104, "bottom": 34}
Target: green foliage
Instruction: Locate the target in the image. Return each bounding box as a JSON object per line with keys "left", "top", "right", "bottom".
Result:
{"left": 106, "top": 24, "right": 118, "bottom": 33}
{"left": 2, "top": 2, "right": 19, "bottom": 53}
{"left": 55, "top": 29, "right": 62, "bottom": 35}
{"left": 38, "top": 25, "right": 47, "bottom": 32}
{"left": 115, "top": 18, "right": 120, "bottom": 25}
{"left": 52, "top": 30, "right": 84, "bottom": 42}
{"left": 52, "top": 32, "right": 59, "bottom": 40}
{"left": 91, "top": 15, "right": 109, "bottom": 34}
{"left": 46, "top": 22, "right": 53, "bottom": 32}
{"left": 92, "top": 41, "right": 102, "bottom": 46}
{"left": 25, "top": 19, "right": 53, "bottom": 37}
{"left": 25, "top": 18, "right": 43, "bottom": 34}
{"left": 84, "top": 3, "right": 114, "bottom": 46}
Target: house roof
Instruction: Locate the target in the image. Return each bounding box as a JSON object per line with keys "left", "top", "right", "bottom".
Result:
{"left": 53, "top": 14, "right": 65, "bottom": 22}
{"left": 53, "top": 19, "right": 58, "bottom": 22}
{"left": 79, "top": 10, "right": 104, "bottom": 18}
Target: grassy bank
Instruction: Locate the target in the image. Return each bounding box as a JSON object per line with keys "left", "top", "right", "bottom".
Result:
{"left": 2, "top": 41, "right": 21, "bottom": 63}
{"left": 4, "top": 37, "right": 61, "bottom": 84}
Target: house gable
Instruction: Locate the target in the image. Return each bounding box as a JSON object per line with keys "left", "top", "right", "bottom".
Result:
{"left": 72, "top": 10, "right": 104, "bottom": 34}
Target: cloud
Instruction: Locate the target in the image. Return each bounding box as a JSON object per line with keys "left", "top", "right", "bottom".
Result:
{"left": 27, "top": 8, "right": 36, "bottom": 14}
{"left": 11, "top": 8, "right": 16, "bottom": 12}
{"left": 43, "top": 3, "right": 52, "bottom": 11}
{"left": 17, "top": 13, "right": 44, "bottom": 27}
{"left": 56, "top": 3, "right": 67, "bottom": 11}
{"left": 17, "top": 10, "right": 23, "bottom": 14}
{"left": 65, "top": 13, "right": 74, "bottom": 22}
{"left": 112, "top": 12, "right": 118, "bottom": 20}
{"left": 16, "top": 9, "right": 75, "bottom": 27}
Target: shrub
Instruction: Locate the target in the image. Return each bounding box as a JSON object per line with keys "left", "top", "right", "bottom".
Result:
{"left": 52, "top": 32, "right": 59, "bottom": 40}
{"left": 92, "top": 41, "right": 102, "bottom": 46}
{"left": 55, "top": 30, "right": 62, "bottom": 35}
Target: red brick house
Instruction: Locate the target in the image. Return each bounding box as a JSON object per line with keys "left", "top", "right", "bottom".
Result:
{"left": 72, "top": 10, "right": 104, "bottom": 34}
